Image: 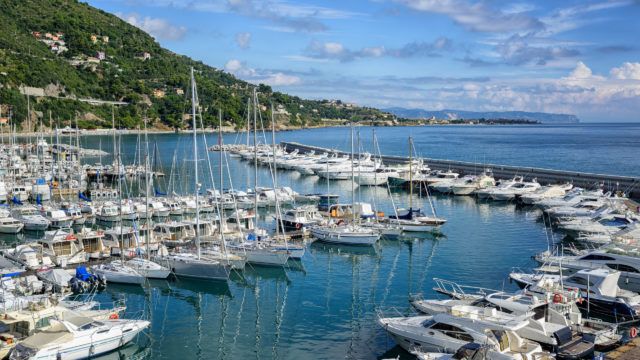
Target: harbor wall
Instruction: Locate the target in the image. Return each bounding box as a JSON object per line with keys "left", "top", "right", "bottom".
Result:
{"left": 281, "top": 141, "right": 640, "bottom": 200}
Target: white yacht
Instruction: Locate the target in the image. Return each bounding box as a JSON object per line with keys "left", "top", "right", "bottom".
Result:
{"left": 489, "top": 180, "right": 541, "bottom": 201}
{"left": 0, "top": 215, "right": 24, "bottom": 234}
{"left": 378, "top": 313, "right": 547, "bottom": 359}
{"left": 450, "top": 172, "right": 496, "bottom": 196}
{"left": 10, "top": 206, "right": 49, "bottom": 231}
{"left": 476, "top": 176, "right": 523, "bottom": 199}
{"left": 95, "top": 202, "right": 120, "bottom": 222}
{"left": 535, "top": 244, "right": 640, "bottom": 293}
{"left": 9, "top": 316, "right": 150, "bottom": 360}
{"left": 125, "top": 257, "right": 171, "bottom": 279}
{"left": 40, "top": 208, "right": 73, "bottom": 228}
{"left": 520, "top": 183, "right": 573, "bottom": 205}
{"left": 149, "top": 200, "right": 170, "bottom": 217}
{"left": 37, "top": 230, "right": 86, "bottom": 266}
{"left": 76, "top": 228, "right": 109, "bottom": 259}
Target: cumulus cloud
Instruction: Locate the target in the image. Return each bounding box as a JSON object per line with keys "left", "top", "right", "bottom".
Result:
{"left": 610, "top": 62, "right": 640, "bottom": 80}
{"left": 395, "top": 0, "right": 543, "bottom": 33}
{"left": 117, "top": 13, "right": 187, "bottom": 40}
{"left": 224, "top": 59, "right": 302, "bottom": 86}
{"left": 235, "top": 32, "right": 252, "bottom": 49}
{"left": 305, "top": 37, "right": 453, "bottom": 62}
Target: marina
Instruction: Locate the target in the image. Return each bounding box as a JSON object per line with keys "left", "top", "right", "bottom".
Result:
{"left": 0, "top": 120, "right": 638, "bottom": 358}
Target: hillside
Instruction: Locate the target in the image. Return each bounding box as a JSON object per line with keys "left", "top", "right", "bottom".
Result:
{"left": 0, "top": 0, "right": 391, "bottom": 131}
{"left": 385, "top": 107, "right": 580, "bottom": 124}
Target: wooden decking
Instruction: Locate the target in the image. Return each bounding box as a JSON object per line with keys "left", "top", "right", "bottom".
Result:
{"left": 606, "top": 337, "right": 640, "bottom": 359}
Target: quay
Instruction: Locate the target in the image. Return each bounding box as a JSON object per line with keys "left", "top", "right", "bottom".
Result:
{"left": 606, "top": 337, "right": 640, "bottom": 359}
{"left": 281, "top": 141, "right": 640, "bottom": 200}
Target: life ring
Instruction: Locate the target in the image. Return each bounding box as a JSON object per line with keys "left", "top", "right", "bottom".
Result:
{"left": 552, "top": 293, "right": 562, "bottom": 303}
{"left": 109, "top": 313, "right": 119, "bottom": 320}
{"left": 295, "top": 223, "right": 302, "bottom": 230}
{"left": 630, "top": 327, "right": 638, "bottom": 338}
{"left": 65, "top": 234, "right": 76, "bottom": 240}
{"left": 577, "top": 297, "right": 584, "bottom": 305}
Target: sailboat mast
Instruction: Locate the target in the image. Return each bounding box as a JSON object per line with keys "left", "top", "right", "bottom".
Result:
{"left": 350, "top": 123, "right": 355, "bottom": 222}
{"left": 144, "top": 116, "right": 151, "bottom": 260}
{"left": 409, "top": 136, "right": 413, "bottom": 209}
{"left": 253, "top": 89, "right": 258, "bottom": 216}
{"left": 219, "top": 109, "right": 223, "bottom": 193}
{"left": 191, "top": 67, "right": 201, "bottom": 259}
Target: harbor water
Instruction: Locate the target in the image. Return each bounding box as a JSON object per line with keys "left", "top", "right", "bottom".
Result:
{"left": 3, "top": 123, "right": 639, "bottom": 359}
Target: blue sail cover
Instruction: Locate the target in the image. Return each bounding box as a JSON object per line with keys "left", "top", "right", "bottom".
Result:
{"left": 75, "top": 266, "right": 94, "bottom": 282}
{"left": 388, "top": 208, "right": 423, "bottom": 220}
{"left": 11, "top": 196, "right": 23, "bottom": 205}
{"left": 35, "top": 194, "right": 42, "bottom": 205}
{"left": 154, "top": 188, "right": 167, "bottom": 196}
{"left": 78, "top": 192, "right": 91, "bottom": 202}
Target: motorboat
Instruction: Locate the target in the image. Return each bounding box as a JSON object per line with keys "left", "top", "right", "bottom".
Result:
{"left": 39, "top": 208, "right": 73, "bottom": 229}
{"left": 276, "top": 205, "right": 324, "bottom": 234}
{"left": 412, "top": 290, "right": 616, "bottom": 352}
{"left": 450, "top": 172, "right": 496, "bottom": 196}
{"left": 3, "top": 244, "right": 52, "bottom": 270}
{"left": 37, "top": 230, "right": 86, "bottom": 267}
{"left": 534, "top": 243, "right": 640, "bottom": 293}
{"left": 377, "top": 313, "right": 548, "bottom": 359}
{"left": 95, "top": 202, "right": 120, "bottom": 222}
{"left": 476, "top": 176, "right": 523, "bottom": 199}
{"left": 509, "top": 268, "right": 640, "bottom": 319}
{"left": 10, "top": 206, "right": 49, "bottom": 231}
{"left": 149, "top": 201, "right": 170, "bottom": 217}
{"left": 489, "top": 180, "right": 541, "bottom": 201}
{"left": 520, "top": 183, "right": 573, "bottom": 205}
{"left": 0, "top": 215, "right": 24, "bottom": 234}
{"left": 9, "top": 316, "right": 150, "bottom": 360}
{"left": 76, "top": 228, "right": 109, "bottom": 259}
{"left": 153, "top": 221, "right": 195, "bottom": 248}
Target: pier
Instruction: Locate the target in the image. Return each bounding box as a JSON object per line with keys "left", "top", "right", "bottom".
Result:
{"left": 281, "top": 141, "right": 640, "bottom": 200}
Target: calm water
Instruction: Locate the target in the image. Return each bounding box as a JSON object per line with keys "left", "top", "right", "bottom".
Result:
{"left": 6, "top": 124, "right": 638, "bottom": 359}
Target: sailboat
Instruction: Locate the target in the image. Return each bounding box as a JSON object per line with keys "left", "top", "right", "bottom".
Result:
{"left": 310, "top": 123, "right": 381, "bottom": 246}
{"left": 227, "top": 89, "right": 290, "bottom": 266}
{"left": 159, "top": 68, "right": 231, "bottom": 281}
{"left": 387, "top": 137, "right": 447, "bottom": 232}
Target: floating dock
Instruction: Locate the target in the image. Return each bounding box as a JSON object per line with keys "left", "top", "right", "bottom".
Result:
{"left": 281, "top": 141, "right": 640, "bottom": 200}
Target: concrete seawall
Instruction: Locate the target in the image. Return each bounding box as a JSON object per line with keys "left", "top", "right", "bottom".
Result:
{"left": 281, "top": 141, "right": 640, "bottom": 200}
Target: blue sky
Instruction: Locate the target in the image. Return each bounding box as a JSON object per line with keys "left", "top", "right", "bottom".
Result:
{"left": 89, "top": 0, "right": 640, "bottom": 121}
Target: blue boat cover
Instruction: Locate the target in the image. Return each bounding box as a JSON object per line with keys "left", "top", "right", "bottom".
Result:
{"left": 75, "top": 266, "right": 94, "bottom": 282}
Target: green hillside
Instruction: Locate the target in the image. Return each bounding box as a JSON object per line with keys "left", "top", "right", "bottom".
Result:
{"left": 0, "top": 0, "right": 391, "bottom": 130}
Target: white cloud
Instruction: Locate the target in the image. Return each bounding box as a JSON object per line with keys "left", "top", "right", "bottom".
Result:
{"left": 568, "top": 61, "right": 594, "bottom": 79}
{"left": 396, "top": 0, "right": 543, "bottom": 33}
{"left": 305, "top": 38, "right": 453, "bottom": 62}
{"left": 117, "top": 13, "right": 187, "bottom": 40}
{"left": 610, "top": 62, "right": 640, "bottom": 80}
{"left": 235, "top": 32, "right": 252, "bottom": 49}
{"left": 224, "top": 59, "right": 301, "bottom": 86}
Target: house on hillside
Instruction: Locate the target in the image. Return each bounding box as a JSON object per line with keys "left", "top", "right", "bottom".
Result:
{"left": 136, "top": 52, "right": 151, "bottom": 61}
{"left": 102, "top": 36, "right": 109, "bottom": 43}
{"left": 90, "top": 34, "right": 98, "bottom": 43}
{"left": 152, "top": 89, "right": 165, "bottom": 98}
{"left": 32, "top": 31, "right": 41, "bottom": 39}
{"left": 96, "top": 51, "right": 106, "bottom": 60}
{"left": 175, "top": 88, "right": 184, "bottom": 95}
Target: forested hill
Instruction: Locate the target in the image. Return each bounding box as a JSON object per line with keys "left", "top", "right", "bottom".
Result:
{"left": 0, "top": 0, "right": 390, "bottom": 130}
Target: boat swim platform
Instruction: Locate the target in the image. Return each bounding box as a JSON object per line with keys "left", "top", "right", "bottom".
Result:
{"left": 280, "top": 141, "right": 640, "bottom": 200}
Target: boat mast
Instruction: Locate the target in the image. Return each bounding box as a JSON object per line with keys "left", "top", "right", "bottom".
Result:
{"left": 409, "top": 136, "right": 413, "bottom": 210}
{"left": 144, "top": 115, "right": 151, "bottom": 260}
{"left": 219, "top": 109, "right": 223, "bottom": 195}
{"left": 191, "top": 67, "right": 201, "bottom": 260}
{"left": 350, "top": 122, "right": 355, "bottom": 223}
{"left": 253, "top": 89, "right": 258, "bottom": 219}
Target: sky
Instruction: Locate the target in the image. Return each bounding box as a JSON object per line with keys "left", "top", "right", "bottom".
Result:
{"left": 88, "top": 0, "right": 640, "bottom": 122}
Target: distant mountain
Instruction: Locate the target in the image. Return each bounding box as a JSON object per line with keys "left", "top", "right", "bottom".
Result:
{"left": 384, "top": 107, "right": 580, "bottom": 124}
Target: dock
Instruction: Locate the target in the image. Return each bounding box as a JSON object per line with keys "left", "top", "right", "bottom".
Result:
{"left": 281, "top": 141, "right": 640, "bottom": 200}
{"left": 606, "top": 337, "right": 640, "bottom": 359}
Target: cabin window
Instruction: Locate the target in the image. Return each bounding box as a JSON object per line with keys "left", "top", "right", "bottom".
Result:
{"left": 430, "top": 323, "right": 474, "bottom": 342}
{"left": 421, "top": 319, "right": 436, "bottom": 328}
{"left": 532, "top": 305, "right": 548, "bottom": 321}
{"left": 568, "top": 277, "right": 594, "bottom": 287}
{"left": 606, "top": 264, "right": 639, "bottom": 273}
{"left": 580, "top": 254, "right": 615, "bottom": 261}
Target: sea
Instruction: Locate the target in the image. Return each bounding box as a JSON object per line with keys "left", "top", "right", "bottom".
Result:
{"left": 4, "top": 123, "right": 640, "bottom": 359}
